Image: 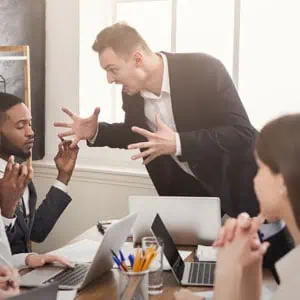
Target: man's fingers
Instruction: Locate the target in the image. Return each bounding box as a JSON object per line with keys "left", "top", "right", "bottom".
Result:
{"left": 143, "top": 154, "right": 158, "bottom": 165}
{"left": 3, "top": 156, "right": 14, "bottom": 180}
{"left": 92, "top": 107, "right": 101, "bottom": 118}
{"left": 27, "top": 167, "right": 34, "bottom": 182}
{"left": 70, "top": 137, "right": 81, "bottom": 149}
{"left": 128, "top": 141, "right": 153, "bottom": 150}
{"left": 61, "top": 107, "right": 77, "bottom": 120}
{"left": 53, "top": 122, "right": 72, "bottom": 128}
{"left": 131, "top": 148, "right": 155, "bottom": 161}
{"left": 58, "top": 129, "right": 74, "bottom": 138}
{"left": 131, "top": 126, "right": 155, "bottom": 139}
{"left": 18, "top": 165, "right": 28, "bottom": 187}
{"left": 43, "top": 255, "right": 73, "bottom": 268}
{"left": 10, "top": 163, "right": 20, "bottom": 179}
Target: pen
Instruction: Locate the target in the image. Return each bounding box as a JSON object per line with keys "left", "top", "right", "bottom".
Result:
{"left": 113, "top": 256, "right": 121, "bottom": 269}
{"left": 110, "top": 249, "right": 128, "bottom": 272}
{"left": 128, "top": 254, "right": 134, "bottom": 268}
{"left": 119, "top": 250, "right": 125, "bottom": 263}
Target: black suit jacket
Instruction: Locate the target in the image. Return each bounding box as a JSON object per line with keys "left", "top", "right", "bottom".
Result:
{"left": 89, "top": 52, "right": 259, "bottom": 217}
{"left": 6, "top": 181, "right": 72, "bottom": 254}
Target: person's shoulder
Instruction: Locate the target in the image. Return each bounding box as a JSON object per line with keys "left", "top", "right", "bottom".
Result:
{"left": 162, "top": 51, "right": 220, "bottom": 64}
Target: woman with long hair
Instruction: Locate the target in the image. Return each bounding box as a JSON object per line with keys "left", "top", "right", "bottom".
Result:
{"left": 175, "top": 114, "right": 300, "bottom": 300}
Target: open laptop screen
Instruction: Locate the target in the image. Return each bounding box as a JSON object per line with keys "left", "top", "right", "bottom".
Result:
{"left": 151, "top": 214, "right": 185, "bottom": 281}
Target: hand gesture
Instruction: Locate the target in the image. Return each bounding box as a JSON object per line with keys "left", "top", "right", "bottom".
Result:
{"left": 54, "top": 107, "right": 100, "bottom": 148}
{"left": 128, "top": 114, "right": 176, "bottom": 165}
{"left": 0, "top": 265, "right": 20, "bottom": 298}
{"left": 0, "top": 156, "right": 33, "bottom": 218}
{"left": 25, "top": 253, "right": 73, "bottom": 269}
{"left": 54, "top": 139, "right": 79, "bottom": 185}
{"left": 215, "top": 214, "right": 269, "bottom": 271}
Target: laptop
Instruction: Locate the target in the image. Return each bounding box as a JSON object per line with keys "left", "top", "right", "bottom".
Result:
{"left": 151, "top": 214, "right": 216, "bottom": 286}
{"left": 129, "top": 196, "right": 221, "bottom": 245}
{"left": 21, "top": 213, "right": 138, "bottom": 290}
{"left": 10, "top": 282, "right": 58, "bottom": 300}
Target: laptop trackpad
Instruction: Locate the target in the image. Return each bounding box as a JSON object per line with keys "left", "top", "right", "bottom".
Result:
{"left": 21, "top": 266, "right": 64, "bottom": 287}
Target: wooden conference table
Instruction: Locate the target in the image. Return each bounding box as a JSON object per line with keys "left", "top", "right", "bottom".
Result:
{"left": 69, "top": 225, "right": 278, "bottom": 300}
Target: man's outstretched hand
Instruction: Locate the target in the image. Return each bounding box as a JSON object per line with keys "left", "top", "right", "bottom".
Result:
{"left": 54, "top": 107, "right": 100, "bottom": 148}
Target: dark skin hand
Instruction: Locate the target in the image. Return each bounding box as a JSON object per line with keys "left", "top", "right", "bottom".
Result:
{"left": 0, "top": 156, "right": 33, "bottom": 218}
{"left": 54, "top": 138, "right": 79, "bottom": 185}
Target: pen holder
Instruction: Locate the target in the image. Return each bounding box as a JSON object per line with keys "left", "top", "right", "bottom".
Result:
{"left": 119, "top": 269, "right": 149, "bottom": 300}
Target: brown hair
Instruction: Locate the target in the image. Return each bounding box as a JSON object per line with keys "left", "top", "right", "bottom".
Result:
{"left": 256, "top": 114, "right": 300, "bottom": 229}
{"left": 92, "top": 22, "right": 151, "bottom": 58}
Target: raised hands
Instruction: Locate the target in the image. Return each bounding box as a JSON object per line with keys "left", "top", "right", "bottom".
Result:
{"left": 54, "top": 107, "right": 100, "bottom": 148}
{"left": 0, "top": 156, "right": 33, "bottom": 218}
{"left": 128, "top": 114, "right": 176, "bottom": 165}
{"left": 54, "top": 138, "right": 79, "bottom": 185}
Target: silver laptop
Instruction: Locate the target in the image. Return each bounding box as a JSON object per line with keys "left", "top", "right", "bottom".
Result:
{"left": 129, "top": 196, "right": 221, "bottom": 245}
{"left": 10, "top": 282, "right": 58, "bottom": 300}
{"left": 21, "top": 213, "right": 138, "bottom": 290}
{"left": 151, "top": 214, "right": 216, "bottom": 287}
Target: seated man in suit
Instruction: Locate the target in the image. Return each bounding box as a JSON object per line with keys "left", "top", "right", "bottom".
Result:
{"left": 0, "top": 92, "right": 79, "bottom": 268}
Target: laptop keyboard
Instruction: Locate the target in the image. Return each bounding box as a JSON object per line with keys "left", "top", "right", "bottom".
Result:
{"left": 188, "top": 262, "right": 216, "bottom": 285}
{"left": 45, "top": 264, "right": 89, "bottom": 287}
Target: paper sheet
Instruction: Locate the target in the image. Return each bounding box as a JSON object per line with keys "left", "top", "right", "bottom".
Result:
{"left": 49, "top": 239, "right": 100, "bottom": 263}
{"left": 196, "top": 245, "right": 217, "bottom": 262}
{"left": 193, "top": 286, "right": 274, "bottom": 300}
{"left": 57, "top": 290, "right": 77, "bottom": 300}
{"left": 115, "top": 242, "right": 192, "bottom": 271}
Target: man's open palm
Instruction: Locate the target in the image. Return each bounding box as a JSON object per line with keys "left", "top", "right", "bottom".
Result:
{"left": 54, "top": 107, "right": 100, "bottom": 148}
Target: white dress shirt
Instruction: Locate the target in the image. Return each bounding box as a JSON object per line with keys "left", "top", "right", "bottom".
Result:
{"left": 140, "top": 53, "right": 196, "bottom": 178}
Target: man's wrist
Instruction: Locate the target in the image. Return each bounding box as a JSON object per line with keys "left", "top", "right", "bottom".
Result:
{"left": 57, "top": 172, "right": 71, "bottom": 185}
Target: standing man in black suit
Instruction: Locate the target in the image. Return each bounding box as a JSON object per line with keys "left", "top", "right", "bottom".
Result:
{"left": 54, "top": 23, "right": 293, "bottom": 272}
{"left": 0, "top": 92, "right": 79, "bottom": 269}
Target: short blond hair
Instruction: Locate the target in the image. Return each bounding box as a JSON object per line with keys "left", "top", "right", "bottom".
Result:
{"left": 92, "top": 22, "right": 151, "bottom": 58}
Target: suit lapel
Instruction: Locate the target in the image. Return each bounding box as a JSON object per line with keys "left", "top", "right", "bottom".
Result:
{"left": 15, "top": 206, "right": 28, "bottom": 236}
{"left": 162, "top": 52, "right": 190, "bottom": 132}
{"left": 27, "top": 182, "right": 37, "bottom": 231}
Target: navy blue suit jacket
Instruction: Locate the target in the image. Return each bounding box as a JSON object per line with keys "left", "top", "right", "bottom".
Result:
{"left": 6, "top": 181, "right": 71, "bottom": 254}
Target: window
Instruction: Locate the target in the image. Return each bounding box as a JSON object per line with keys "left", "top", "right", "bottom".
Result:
{"left": 239, "top": 0, "right": 300, "bottom": 129}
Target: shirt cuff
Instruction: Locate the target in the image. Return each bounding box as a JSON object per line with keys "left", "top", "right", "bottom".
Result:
{"left": 88, "top": 125, "right": 99, "bottom": 145}
{"left": 175, "top": 133, "right": 182, "bottom": 156}
{"left": 53, "top": 180, "right": 68, "bottom": 194}
{"left": 12, "top": 253, "right": 29, "bottom": 270}
{"left": 2, "top": 215, "right": 17, "bottom": 229}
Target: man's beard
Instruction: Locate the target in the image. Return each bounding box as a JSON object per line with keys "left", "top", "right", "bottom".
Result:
{"left": 0, "top": 133, "right": 31, "bottom": 160}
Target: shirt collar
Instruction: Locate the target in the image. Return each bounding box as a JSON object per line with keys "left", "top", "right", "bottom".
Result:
{"left": 140, "top": 52, "right": 170, "bottom": 100}
{"left": 276, "top": 244, "right": 300, "bottom": 283}
{"left": 0, "top": 158, "right": 7, "bottom": 173}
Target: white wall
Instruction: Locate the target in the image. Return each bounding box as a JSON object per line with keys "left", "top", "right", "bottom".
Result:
{"left": 34, "top": 0, "right": 156, "bottom": 253}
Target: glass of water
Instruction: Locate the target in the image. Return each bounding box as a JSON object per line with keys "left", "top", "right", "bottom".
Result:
{"left": 141, "top": 236, "right": 164, "bottom": 295}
